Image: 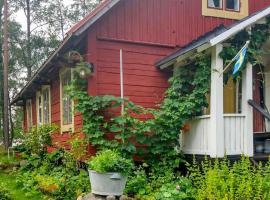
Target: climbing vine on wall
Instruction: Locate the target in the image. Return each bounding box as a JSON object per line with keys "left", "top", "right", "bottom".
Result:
{"left": 68, "top": 55, "right": 211, "bottom": 160}
{"left": 220, "top": 18, "right": 270, "bottom": 78}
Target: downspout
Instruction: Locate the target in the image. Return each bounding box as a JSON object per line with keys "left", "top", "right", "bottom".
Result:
{"left": 120, "top": 49, "right": 124, "bottom": 114}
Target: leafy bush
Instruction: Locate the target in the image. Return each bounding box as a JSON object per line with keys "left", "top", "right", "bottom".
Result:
{"left": 189, "top": 156, "right": 270, "bottom": 199}
{"left": 125, "top": 162, "right": 195, "bottom": 200}
{"left": 17, "top": 124, "right": 58, "bottom": 156}
{"left": 0, "top": 184, "right": 12, "bottom": 200}
{"left": 17, "top": 148, "right": 90, "bottom": 199}
{"left": 87, "top": 149, "right": 134, "bottom": 175}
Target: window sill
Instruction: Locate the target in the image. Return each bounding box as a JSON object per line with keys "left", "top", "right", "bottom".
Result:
{"left": 61, "top": 124, "right": 74, "bottom": 134}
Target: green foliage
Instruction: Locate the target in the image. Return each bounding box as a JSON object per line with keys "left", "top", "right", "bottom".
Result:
{"left": 220, "top": 20, "right": 270, "bottom": 77}
{"left": 18, "top": 124, "right": 58, "bottom": 156}
{"left": 189, "top": 156, "right": 270, "bottom": 199}
{"left": 125, "top": 162, "right": 195, "bottom": 200}
{"left": 17, "top": 148, "right": 90, "bottom": 199}
{"left": 68, "top": 54, "right": 211, "bottom": 161}
{"left": 149, "top": 55, "right": 211, "bottom": 157}
{"left": 0, "top": 183, "right": 12, "bottom": 200}
{"left": 87, "top": 149, "right": 134, "bottom": 175}
{"left": 68, "top": 81, "right": 152, "bottom": 156}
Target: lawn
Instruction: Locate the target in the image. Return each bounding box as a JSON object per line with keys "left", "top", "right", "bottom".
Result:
{"left": 0, "top": 171, "right": 46, "bottom": 200}
{"left": 0, "top": 146, "right": 47, "bottom": 200}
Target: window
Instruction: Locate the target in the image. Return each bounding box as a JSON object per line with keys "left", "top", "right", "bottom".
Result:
{"left": 202, "top": 0, "right": 248, "bottom": 20}
{"left": 226, "top": 0, "right": 240, "bottom": 11}
{"left": 60, "top": 68, "right": 74, "bottom": 133}
{"left": 26, "top": 99, "right": 33, "bottom": 130}
{"left": 36, "top": 86, "right": 51, "bottom": 126}
{"left": 43, "top": 87, "right": 51, "bottom": 124}
{"left": 208, "top": 0, "right": 222, "bottom": 9}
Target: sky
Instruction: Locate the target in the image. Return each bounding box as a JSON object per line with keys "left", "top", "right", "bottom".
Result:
{"left": 14, "top": 0, "right": 73, "bottom": 31}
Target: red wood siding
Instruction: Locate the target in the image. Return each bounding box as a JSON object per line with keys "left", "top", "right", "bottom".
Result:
{"left": 95, "top": 0, "right": 270, "bottom": 49}
{"left": 86, "top": 30, "right": 172, "bottom": 108}
{"left": 23, "top": 0, "right": 270, "bottom": 147}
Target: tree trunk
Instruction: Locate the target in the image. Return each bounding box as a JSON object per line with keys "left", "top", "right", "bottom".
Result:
{"left": 58, "top": 1, "right": 65, "bottom": 40}
{"left": 26, "top": 0, "right": 32, "bottom": 80}
{"left": 8, "top": 96, "right": 14, "bottom": 146}
{"left": 3, "top": 0, "right": 9, "bottom": 150}
{"left": 0, "top": 0, "right": 4, "bottom": 142}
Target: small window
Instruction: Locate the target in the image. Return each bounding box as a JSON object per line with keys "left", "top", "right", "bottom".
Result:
{"left": 36, "top": 86, "right": 51, "bottom": 126}
{"left": 60, "top": 68, "right": 74, "bottom": 133}
{"left": 208, "top": 0, "right": 222, "bottom": 9}
{"left": 202, "top": 0, "right": 248, "bottom": 20}
{"left": 26, "top": 99, "right": 33, "bottom": 130}
{"left": 226, "top": 0, "right": 240, "bottom": 11}
{"left": 37, "top": 92, "right": 43, "bottom": 125}
{"left": 43, "top": 87, "right": 51, "bottom": 124}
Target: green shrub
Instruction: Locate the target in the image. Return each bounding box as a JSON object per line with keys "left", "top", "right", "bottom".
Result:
{"left": 17, "top": 125, "right": 58, "bottom": 156}
{"left": 125, "top": 162, "right": 195, "bottom": 200}
{"left": 87, "top": 149, "right": 134, "bottom": 175}
{"left": 17, "top": 148, "right": 90, "bottom": 199}
{"left": 189, "top": 156, "right": 270, "bottom": 199}
{"left": 0, "top": 184, "right": 12, "bottom": 200}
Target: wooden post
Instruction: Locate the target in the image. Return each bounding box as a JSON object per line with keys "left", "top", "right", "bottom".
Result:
{"left": 242, "top": 63, "right": 253, "bottom": 156}
{"left": 209, "top": 44, "right": 224, "bottom": 158}
{"left": 3, "top": 0, "right": 9, "bottom": 150}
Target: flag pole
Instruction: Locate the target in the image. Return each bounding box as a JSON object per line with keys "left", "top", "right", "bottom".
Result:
{"left": 219, "top": 41, "right": 250, "bottom": 76}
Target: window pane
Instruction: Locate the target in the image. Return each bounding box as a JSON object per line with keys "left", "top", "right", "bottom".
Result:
{"left": 26, "top": 100, "right": 32, "bottom": 129}
{"left": 43, "top": 88, "right": 50, "bottom": 124}
{"left": 38, "top": 95, "right": 43, "bottom": 125}
{"left": 62, "top": 70, "right": 72, "bottom": 125}
{"left": 208, "top": 0, "right": 222, "bottom": 8}
{"left": 226, "top": 0, "right": 240, "bottom": 11}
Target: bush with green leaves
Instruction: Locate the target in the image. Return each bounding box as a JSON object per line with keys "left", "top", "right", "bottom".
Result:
{"left": 125, "top": 162, "right": 195, "bottom": 200}
{"left": 17, "top": 148, "right": 90, "bottom": 199}
{"left": 87, "top": 149, "right": 134, "bottom": 175}
{"left": 0, "top": 184, "right": 12, "bottom": 200}
{"left": 189, "top": 156, "right": 270, "bottom": 199}
{"left": 17, "top": 124, "right": 58, "bottom": 156}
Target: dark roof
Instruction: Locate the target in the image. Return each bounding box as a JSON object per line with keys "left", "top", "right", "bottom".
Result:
{"left": 156, "top": 5, "right": 270, "bottom": 68}
{"left": 155, "top": 25, "right": 227, "bottom": 68}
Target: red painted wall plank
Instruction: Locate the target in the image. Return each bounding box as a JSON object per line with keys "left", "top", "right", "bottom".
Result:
{"left": 23, "top": 0, "right": 270, "bottom": 151}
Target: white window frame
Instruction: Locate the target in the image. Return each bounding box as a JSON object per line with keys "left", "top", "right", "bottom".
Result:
{"left": 26, "top": 99, "right": 33, "bottom": 131}
{"left": 59, "top": 68, "right": 74, "bottom": 133}
{"left": 36, "top": 85, "right": 51, "bottom": 126}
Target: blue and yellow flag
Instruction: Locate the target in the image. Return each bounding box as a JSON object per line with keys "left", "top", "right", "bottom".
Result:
{"left": 232, "top": 45, "right": 248, "bottom": 75}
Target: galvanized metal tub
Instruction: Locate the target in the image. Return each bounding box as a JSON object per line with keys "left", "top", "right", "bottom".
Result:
{"left": 88, "top": 170, "right": 127, "bottom": 196}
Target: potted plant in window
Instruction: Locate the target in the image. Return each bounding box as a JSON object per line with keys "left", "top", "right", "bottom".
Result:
{"left": 87, "top": 149, "right": 134, "bottom": 196}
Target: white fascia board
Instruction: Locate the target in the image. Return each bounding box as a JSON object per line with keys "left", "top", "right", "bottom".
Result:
{"left": 74, "top": 0, "right": 121, "bottom": 36}
{"left": 210, "top": 6, "right": 270, "bottom": 46}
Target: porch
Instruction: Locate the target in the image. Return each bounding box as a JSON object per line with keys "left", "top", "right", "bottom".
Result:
{"left": 182, "top": 44, "right": 255, "bottom": 158}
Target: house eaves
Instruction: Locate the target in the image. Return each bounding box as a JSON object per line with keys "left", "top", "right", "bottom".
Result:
{"left": 11, "top": 0, "right": 121, "bottom": 105}
{"left": 156, "top": 5, "right": 270, "bottom": 69}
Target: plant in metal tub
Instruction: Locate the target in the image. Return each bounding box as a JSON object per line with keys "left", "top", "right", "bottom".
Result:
{"left": 86, "top": 150, "right": 134, "bottom": 196}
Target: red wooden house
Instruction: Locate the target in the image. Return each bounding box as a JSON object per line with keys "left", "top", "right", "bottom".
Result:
{"left": 12, "top": 0, "right": 270, "bottom": 157}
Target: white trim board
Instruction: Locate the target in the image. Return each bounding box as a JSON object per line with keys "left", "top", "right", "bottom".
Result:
{"left": 210, "top": 6, "right": 270, "bottom": 46}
